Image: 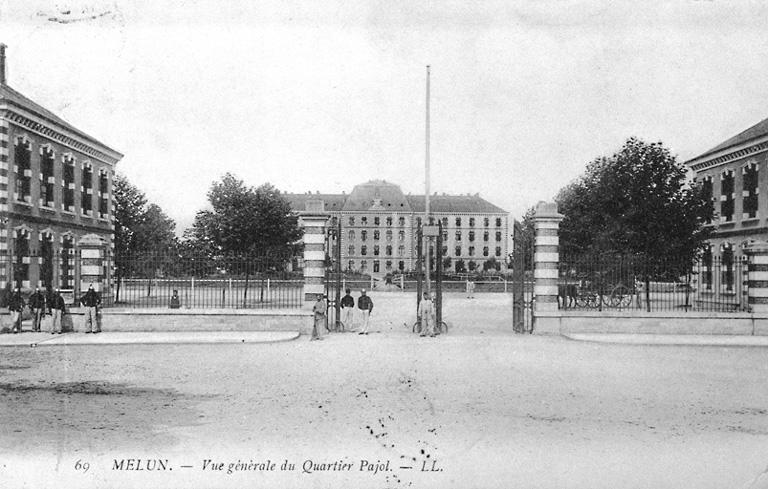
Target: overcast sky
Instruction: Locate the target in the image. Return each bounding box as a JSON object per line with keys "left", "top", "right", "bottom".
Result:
{"left": 1, "top": 0, "right": 767, "bottom": 233}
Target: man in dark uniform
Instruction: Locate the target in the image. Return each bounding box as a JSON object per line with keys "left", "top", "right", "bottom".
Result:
{"left": 8, "top": 286, "right": 24, "bottom": 334}
{"left": 79, "top": 284, "right": 102, "bottom": 334}
{"left": 28, "top": 287, "right": 46, "bottom": 332}
{"left": 357, "top": 289, "right": 374, "bottom": 335}
{"left": 340, "top": 288, "right": 355, "bottom": 331}
{"left": 49, "top": 289, "right": 66, "bottom": 334}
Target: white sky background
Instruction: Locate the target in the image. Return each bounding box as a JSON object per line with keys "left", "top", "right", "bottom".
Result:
{"left": 1, "top": 0, "right": 767, "bottom": 234}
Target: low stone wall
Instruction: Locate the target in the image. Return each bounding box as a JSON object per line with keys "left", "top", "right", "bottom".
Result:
{"left": 534, "top": 311, "right": 768, "bottom": 336}
{"left": 0, "top": 308, "right": 313, "bottom": 335}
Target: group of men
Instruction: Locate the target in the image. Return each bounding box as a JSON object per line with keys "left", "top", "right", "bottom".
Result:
{"left": 312, "top": 288, "right": 374, "bottom": 341}
{"left": 7, "top": 284, "right": 102, "bottom": 334}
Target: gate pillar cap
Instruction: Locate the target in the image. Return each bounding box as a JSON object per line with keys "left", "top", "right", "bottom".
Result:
{"left": 534, "top": 201, "right": 563, "bottom": 220}
{"left": 744, "top": 240, "right": 768, "bottom": 254}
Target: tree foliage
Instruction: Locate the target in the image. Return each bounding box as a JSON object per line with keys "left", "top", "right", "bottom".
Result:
{"left": 184, "top": 173, "right": 301, "bottom": 255}
{"left": 555, "top": 138, "right": 713, "bottom": 261}
{"left": 114, "top": 174, "right": 177, "bottom": 255}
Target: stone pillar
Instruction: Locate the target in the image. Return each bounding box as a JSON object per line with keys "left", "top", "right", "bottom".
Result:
{"left": 77, "top": 234, "right": 107, "bottom": 295}
{"left": 299, "top": 200, "right": 329, "bottom": 305}
{"left": 744, "top": 241, "right": 768, "bottom": 313}
{"left": 533, "top": 202, "right": 564, "bottom": 330}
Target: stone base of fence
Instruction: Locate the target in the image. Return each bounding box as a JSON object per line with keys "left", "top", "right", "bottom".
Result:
{"left": 0, "top": 309, "right": 314, "bottom": 335}
{"left": 535, "top": 310, "right": 768, "bottom": 336}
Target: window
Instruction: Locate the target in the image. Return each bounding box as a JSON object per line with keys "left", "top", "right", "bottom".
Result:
{"left": 360, "top": 260, "right": 367, "bottom": 271}
{"left": 40, "top": 147, "right": 55, "bottom": 207}
{"left": 361, "top": 245, "right": 367, "bottom": 256}
{"left": 484, "top": 231, "right": 489, "bottom": 241}
{"left": 374, "top": 245, "right": 380, "bottom": 256}
{"left": 386, "top": 217, "right": 392, "bottom": 226}
{"left": 361, "top": 230, "right": 367, "bottom": 241}
{"left": 455, "top": 217, "right": 461, "bottom": 227}
{"left": 495, "top": 218, "right": 502, "bottom": 227}
{"left": 349, "top": 217, "right": 355, "bottom": 226}
{"left": 469, "top": 246, "right": 475, "bottom": 256}
{"left": 483, "top": 246, "right": 489, "bottom": 256}
{"left": 702, "top": 176, "right": 714, "bottom": 225}
{"left": 81, "top": 163, "right": 93, "bottom": 215}
{"left": 398, "top": 245, "right": 405, "bottom": 256}
{"left": 398, "top": 217, "right": 405, "bottom": 227}
{"left": 702, "top": 246, "right": 713, "bottom": 290}
{"left": 348, "top": 260, "right": 355, "bottom": 271}
{"left": 496, "top": 232, "right": 502, "bottom": 242}
{"left": 743, "top": 163, "right": 759, "bottom": 219}
{"left": 442, "top": 217, "right": 448, "bottom": 228}
{"left": 361, "top": 216, "right": 368, "bottom": 225}
{"left": 398, "top": 230, "right": 405, "bottom": 242}
{"left": 386, "top": 230, "right": 393, "bottom": 242}
{"left": 373, "top": 230, "right": 380, "bottom": 240}
{"left": 14, "top": 137, "right": 31, "bottom": 203}
{"left": 63, "top": 156, "right": 75, "bottom": 211}
{"left": 349, "top": 230, "right": 355, "bottom": 241}
{"left": 386, "top": 261, "right": 392, "bottom": 271}
{"left": 722, "top": 243, "right": 734, "bottom": 291}
{"left": 484, "top": 217, "right": 489, "bottom": 227}
{"left": 721, "top": 170, "right": 735, "bottom": 222}
{"left": 469, "top": 231, "right": 475, "bottom": 242}
{"left": 348, "top": 245, "right": 354, "bottom": 256}
{"left": 428, "top": 217, "right": 435, "bottom": 225}
{"left": 442, "top": 246, "right": 448, "bottom": 256}
{"left": 373, "top": 261, "right": 380, "bottom": 273}
{"left": 386, "top": 245, "right": 392, "bottom": 256}
{"left": 39, "top": 232, "right": 54, "bottom": 288}
{"left": 495, "top": 246, "right": 501, "bottom": 257}
{"left": 455, "top": 246, "right": 461, "bottom": 256}
{"left": 60, "top": 235, "right": 74, "bottom": 288}
{"left": 455, "top": 231, "right": 462, "bottom": 241}
{"left": 469, "top": 217, "right": 475, "bottom": 227}
{"left": 398, "top": 261, "right": 405, "bottom": 271}
{"left": 13, "top": 228, "right": 29, "bottom": 286}
{"left": 416, "top": 217, "right": 422, "bottom": 226}
{"left": 374, "top": 217, "right": 380, "bottom": 226}
{"left": 99, "top": 170, "right": 109, "bottom": 218}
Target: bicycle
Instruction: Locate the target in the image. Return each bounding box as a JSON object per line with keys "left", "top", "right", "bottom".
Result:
{"left": 411, "top": 317, "right": 448, "bottom": 335}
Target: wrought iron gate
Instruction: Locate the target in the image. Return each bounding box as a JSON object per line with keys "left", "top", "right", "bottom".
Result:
{"left": 512, "top": 220, "right": 534, "bottom": 333}
{"left": 325, "top": 218, "right": 343, "bottom": 332}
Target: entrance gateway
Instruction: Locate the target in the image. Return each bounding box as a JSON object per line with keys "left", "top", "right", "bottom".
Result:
{"left": 511, "top": 220, "right": 534, "bottom": 333}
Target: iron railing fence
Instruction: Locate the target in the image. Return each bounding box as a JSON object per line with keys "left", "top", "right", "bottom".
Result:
{"left": 107, "top": 252, "right": 304, "bottom": 309}
{"left": 558, "top": 254, "right": 747, "bottom": 313}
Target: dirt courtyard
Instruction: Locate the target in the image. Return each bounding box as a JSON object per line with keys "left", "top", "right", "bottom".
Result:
{"left": 1, "top": 293, "right": 768, "bottom": 489}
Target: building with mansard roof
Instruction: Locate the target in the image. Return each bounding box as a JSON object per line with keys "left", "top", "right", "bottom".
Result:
{"left": 286, "top": 180, "right": 508, "bottom": 274}
{"left": 0, "top": 45, "right": 123, "bottom": 294}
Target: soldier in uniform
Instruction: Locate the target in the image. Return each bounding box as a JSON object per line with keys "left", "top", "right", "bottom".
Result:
{"left": 28, "top": 287, "right": 46, "bottom": 332}
{"left": 49, "top": 289, "right": 66, "bottom": 334}
{"left": 79, "top": 284, "right": 102, "bottom": 334}
{"left": 340, "top": 288, "right": 355, "bottom": 331}
{"left": 357, "top": 289, "right": 374, "bottom": 335}
{"left": 8, "top": 286, "right": 25, "bottom": 334}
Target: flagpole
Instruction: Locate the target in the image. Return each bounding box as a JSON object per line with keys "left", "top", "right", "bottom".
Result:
{"left": 425, "top": 65, "right": 431, "bottom": 297}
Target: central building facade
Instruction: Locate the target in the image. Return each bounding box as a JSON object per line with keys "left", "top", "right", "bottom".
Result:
{"left": 287, "top": 180, "right": 509, "bottom": 274}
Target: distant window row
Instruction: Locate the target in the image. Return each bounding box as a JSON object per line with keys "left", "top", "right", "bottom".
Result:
{"left": 14, "top": 137, "right": 110, "bottom": 218}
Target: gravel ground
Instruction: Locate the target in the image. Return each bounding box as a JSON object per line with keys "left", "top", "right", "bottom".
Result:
{"left": 1, "top": 293, "right": 768, "bottom": 489}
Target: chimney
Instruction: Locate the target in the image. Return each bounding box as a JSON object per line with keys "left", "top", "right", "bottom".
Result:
{"left": 0, "top": 44, "right": 6, "bottom": 85}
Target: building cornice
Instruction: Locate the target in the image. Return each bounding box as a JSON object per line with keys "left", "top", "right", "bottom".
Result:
{"left": 0, "top": 105, "right": 123, "bottom": 166}
{"left": 687, "top": 135, "right": 768, "bottom": 173}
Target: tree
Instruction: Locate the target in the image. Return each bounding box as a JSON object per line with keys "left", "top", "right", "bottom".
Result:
{"left": 442, "top": 256, "right": 452, "bottom": 272}
{"left": 555, "top": 138, "right": 713, "bottom": 261}
{"left": 483, "top": 257, "right": 501, "bottom": 272}
{"left": 455, "top": 259, "right": 466, "bottom": 274}
{"left": 468, "top": 260, "right": 477, "bottom": 272}
{"left": 185, "top": 174, "right": 301, "bottom": 255}
{"left": 113, "top": 174, "right": 178, "bottom": 301}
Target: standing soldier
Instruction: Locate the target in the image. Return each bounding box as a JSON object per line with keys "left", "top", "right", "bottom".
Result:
{"left": 28, "top": 287, "right": 46, "bottom": 332}
{"left": 8, "top": 286, "right": 24, "bottom": 334}
{"left": 357, "top": 289, "right": 374, "bottom": 335}
{"left": 79, "top": 284, "right": 102, "bottom": 334}
{"left": 418, "top": 291, "right": 435, "bottom": 337}
{"left": 340, "top": 288, "right": 355, "bottom": 331}
{"left": 311, "top": 294, "right": 327, "bottom": 341}
{"left": 49, "top": 289, "right": 66, "bottom": 334}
